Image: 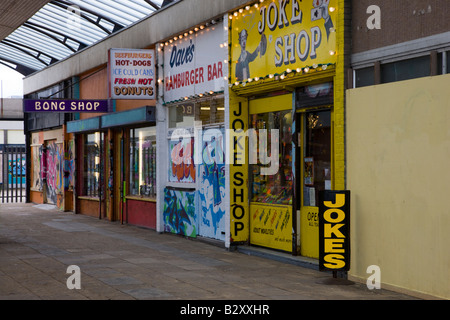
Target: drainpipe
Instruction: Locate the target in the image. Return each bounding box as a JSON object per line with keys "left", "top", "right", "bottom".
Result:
{"left": 98, "top": 132, "right": 103, "bottom": 219}
{"left": 120, "top": 130, "right": 124, "bottom": 224}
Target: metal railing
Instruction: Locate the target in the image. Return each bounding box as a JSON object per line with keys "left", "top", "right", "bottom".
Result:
{"left": 0, "top": 144, "right": 26, "bottom": 203}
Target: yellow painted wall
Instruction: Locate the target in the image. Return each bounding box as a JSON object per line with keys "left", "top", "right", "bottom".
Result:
{"left": 333, "top": 0, "right": 346, "bottom": 191}
{"left": 346, "top": 74, "right": 450, "bottom": 299}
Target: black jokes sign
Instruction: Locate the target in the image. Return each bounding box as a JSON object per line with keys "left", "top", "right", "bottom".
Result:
{"left": 319, "top": 190, "right": 351, "bottom": 272}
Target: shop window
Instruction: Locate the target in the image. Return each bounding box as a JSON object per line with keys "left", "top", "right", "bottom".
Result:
{"left": 168, "top": 97, "right": 224, "bottom": 128}
{"left": 381, "top": 55, "right": 430, "bottom": 84}
{"left": 447, "top": 52, "right": 450, "bottom": 73}
{"left": 129, "top": 127, "right": 157, "bottom": 198}
{"left": 437, "top": 52, "right": 443, "bottom": 75}
{"left": 296, "top": 82, "right": 333, "bottom": 109}
{"left": 83, "top": 132, "right": 104, "bottom": 197}
{"left": 303, "top": 111, "right": 331, "bottom": 207}
{"left": 437, "top": 51, "right": 450, "bottom": 75}
{"left": 250, "top": 110, "right": 293, "bottom": 205}
{"left": 355, "top": 67, "right": 375, "bottom": 88}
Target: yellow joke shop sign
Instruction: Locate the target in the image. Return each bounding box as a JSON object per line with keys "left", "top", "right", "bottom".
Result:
{"left": 230, "top": 0, "right": 337, "bottom": 82}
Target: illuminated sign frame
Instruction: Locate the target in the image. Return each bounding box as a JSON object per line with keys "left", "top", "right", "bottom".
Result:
{"left": 230, "top": 0, "right": 337, "bottom": 83}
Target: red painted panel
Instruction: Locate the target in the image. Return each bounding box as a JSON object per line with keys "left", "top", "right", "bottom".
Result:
{"left": 126, "top": 199, "right": 156, "bottom": 229}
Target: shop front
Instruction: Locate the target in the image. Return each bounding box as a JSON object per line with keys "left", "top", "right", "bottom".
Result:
{"left": 248, "top": 94, "right": 293, "bottom": 252}
{"left": 159, "top": 18, "right": 228, "bottom": 241}
{"left": 65, "top": 47, "right": 158, "bottom": 227}
{"left": 228, "top": 0, "right": 345, "bottom": 257}
{"left": 67, "top": 106, "right": 157, "bottom": 225}
{"left": 25, "top": 80, "right": 77, "bottom": 211}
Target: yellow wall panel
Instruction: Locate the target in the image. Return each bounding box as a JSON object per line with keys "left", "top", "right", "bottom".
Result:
{"left": 346, "top": 74, "right": 450, "bottom": 299}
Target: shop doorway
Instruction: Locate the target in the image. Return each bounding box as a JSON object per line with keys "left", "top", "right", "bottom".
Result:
{"left": 43, "top": 140, "right": 61, "bottom": 205}
{"left": 248, "top": 94, "right": 294, "bottom": 253}
{"left": 197, "top": 126, "right": 226, "bottom": 241}
{"left": 296, "top": 110, "right": 331, "bottom": 258}
{"left": 112, "top": 130, "right": 125, "bottom": 222}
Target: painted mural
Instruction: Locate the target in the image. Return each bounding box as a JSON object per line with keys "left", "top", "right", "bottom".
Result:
{"left": 45, "top": 141, "right": 63, "bottom": 204}
{"left": 169, "top": 137, "right": 195, "bottom": 183}
{"left": 32, "top": 145, "right": 43, "bottom": 190}
{"left": 163, "top": 188, "right": 197, "bottom": 237}
{"left": 198, "top": 129, "right": 226, "bottom": 240}
{"left": 64, "top": 140, "right": 75, "bottom": 191}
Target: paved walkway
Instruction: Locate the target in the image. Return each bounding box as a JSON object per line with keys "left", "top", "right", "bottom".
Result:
{"left": 0, "top": 203, "right": 417, "bottom": 301}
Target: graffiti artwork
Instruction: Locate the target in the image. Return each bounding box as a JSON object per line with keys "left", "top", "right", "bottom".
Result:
{"left": 45, "top": 142, "right": 63, "bottom": 204}
{"left": 198, "top": 129, "right": 226, "bottom": 240}
{"left": 169, "top": 137, "right": 195, "bottom": 183}
{"left": 163, "top": 188, "right": 197, "bottom": 237}
{"left": 64, "top": 140, "right": 75, "bottom": 191}
{"left": 31, "top": 146, "right": 43, "bottom": 190}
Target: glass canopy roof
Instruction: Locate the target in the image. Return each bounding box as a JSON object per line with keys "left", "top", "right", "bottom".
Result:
{"left": 0, "top": 0, "right": 171, "bottom": 76}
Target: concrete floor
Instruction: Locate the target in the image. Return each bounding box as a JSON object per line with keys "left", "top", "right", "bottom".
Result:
{"left": 0, "top": 203, "right": 418, "bottom": 302}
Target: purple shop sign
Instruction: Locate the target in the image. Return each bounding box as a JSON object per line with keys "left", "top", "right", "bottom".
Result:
{"left": 23, "top": 99, "right": 111, "bottom": 113}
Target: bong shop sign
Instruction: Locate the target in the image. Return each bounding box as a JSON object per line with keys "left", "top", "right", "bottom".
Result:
{"left": 318, "top": 190, "right": 350, "bottom": 271}
{"left": 24, "top": 99, "right": 109, "bottom": 113}
{"left": 109, "top": 48, "right": 156, "bottom": 99}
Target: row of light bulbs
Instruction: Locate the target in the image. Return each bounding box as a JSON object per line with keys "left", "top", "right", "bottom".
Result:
{"left": 159, "top": 0, "right": 338, "bottom": 97}
{"left": 162, "top": 90, "right": 224, "bottom": 106}
{"left": 159, "top": 18, "right": 222, "bottom": 48}
{"left": 160, "top": 0, "right": 337, "bottom": 47}
{"left": 228, "top": 0, "right": 336, "bottom": 19}
{"left": 231, "top": 63, "right": 335, "bottom": 87}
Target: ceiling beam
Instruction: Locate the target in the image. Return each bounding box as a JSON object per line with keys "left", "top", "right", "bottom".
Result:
{"left": 143, "top": 0, "right": 162, "bottom": 10}
{"left": 0, "top": 57, "right": 37, "bottom": 76}
{"left": 50, "top": 0, "right": 124, "bottom": 35}
{"left": 1, "top": 39, "right": 58, "bottom": 66}
{"left": 24, "top": 22, "right": 88, "bottom": 52}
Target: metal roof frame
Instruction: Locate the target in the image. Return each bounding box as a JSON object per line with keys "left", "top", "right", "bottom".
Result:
{"left": 0, "top": 0, "right": 167, "bottom": 76}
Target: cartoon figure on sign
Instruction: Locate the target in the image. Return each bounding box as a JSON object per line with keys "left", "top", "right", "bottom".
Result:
{"left": 235, "top": 29, "right": 267, "bottom": 81}
{"left": 311, "top": 0, "right": 334, "bottom": 40}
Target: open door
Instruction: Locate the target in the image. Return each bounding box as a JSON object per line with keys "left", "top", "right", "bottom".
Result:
{"left": 297, "top": 109, "right": 332, "bottom": 258}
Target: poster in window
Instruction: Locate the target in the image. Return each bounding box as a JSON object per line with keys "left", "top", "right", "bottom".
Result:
{"left": 304, "top": 157, "right": 314, "bottom": 186}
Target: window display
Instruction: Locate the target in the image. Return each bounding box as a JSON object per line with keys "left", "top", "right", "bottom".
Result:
{"left": 83, "top": 132, "right": 103, "bottom": 197}
{"left": 129, "top": 127, "right": 157, "bottom": 198}
{"left": 168, "top": 97, "right": 224, "bottom": 128}
{"left": 250, "top": 110, "right": 293, "bottom": 205}
{"left": 303, "top": 111, "right": 331, "bottom": 207}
